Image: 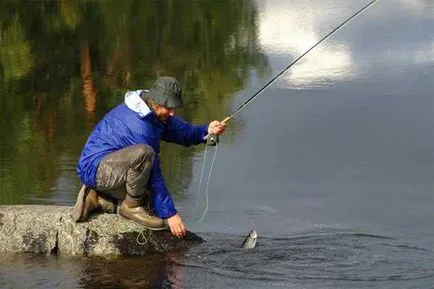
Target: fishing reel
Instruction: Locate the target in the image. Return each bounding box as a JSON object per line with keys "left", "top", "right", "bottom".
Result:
{"left": 206, "top": 134, "right": 219, "bottom": 146}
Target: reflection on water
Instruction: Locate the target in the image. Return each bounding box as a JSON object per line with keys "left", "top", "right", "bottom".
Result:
{"left": 0, "top": 0, "right": 267, "bottom": 204}
{"left": 0, "top": 252, "right": 186, "bottom": 289}
{"left": 257, "top": 0, "right": 434, "bottom": 88}
{"left": 257, "top": 0, "right": 355, "bottom": 87}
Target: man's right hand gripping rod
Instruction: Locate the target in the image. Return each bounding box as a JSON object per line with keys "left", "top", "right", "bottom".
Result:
{"left": 204, "top": 116, "right": 230, "bottom": 146}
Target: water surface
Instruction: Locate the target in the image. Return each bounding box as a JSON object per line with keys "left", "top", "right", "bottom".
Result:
{"left": 1, "top": 0, "right": 434, "bottom": 288}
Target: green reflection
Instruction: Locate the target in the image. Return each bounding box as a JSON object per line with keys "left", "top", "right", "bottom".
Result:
{"left": 0, "top": 0, "right": 268, "bottom": 204}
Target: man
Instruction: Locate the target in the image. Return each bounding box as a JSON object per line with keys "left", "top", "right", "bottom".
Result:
{"left": 72, "top": 76, "right": 226, "bottom": 237}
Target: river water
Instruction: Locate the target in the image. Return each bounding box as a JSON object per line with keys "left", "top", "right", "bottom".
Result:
{"left": 1, "top": 0, "right": 434, "bottom": 288}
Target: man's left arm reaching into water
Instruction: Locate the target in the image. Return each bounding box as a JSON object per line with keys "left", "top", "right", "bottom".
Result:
{"left": 152, "top": 116, "right": 226, "bottom": 237}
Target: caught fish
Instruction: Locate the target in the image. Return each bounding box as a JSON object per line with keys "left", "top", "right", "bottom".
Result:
{"left": 241, "top": 229, "right": 257, "bottom": 249}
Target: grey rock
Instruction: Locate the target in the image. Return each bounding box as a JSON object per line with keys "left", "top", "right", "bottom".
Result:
{"left": 0, "top": 205, "right": 203, "bottom": 256}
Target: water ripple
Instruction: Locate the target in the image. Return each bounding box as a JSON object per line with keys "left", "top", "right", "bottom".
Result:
{"left": 176, "top": 231, "right": 434, "bottom": 285}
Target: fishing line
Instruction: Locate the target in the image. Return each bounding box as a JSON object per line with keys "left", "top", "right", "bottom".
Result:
{"left": 194, "top": 143, "right": 208, "bottom": 216}
{"left": 136, "top": 231, "right": 148, "bottom": 245}
{"left": 198, "top": 142, "right": 219, "bottom": 223}
{"left": 197, "top": 143, "right": 209, "bottom": 200}
{"left": 195, "top": 142, "right": 220, "bottom": 222}
{"left": 197, "top": 0, "right": 377, "bottom": 221}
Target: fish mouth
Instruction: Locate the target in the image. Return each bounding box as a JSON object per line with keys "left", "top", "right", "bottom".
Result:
{"left": 250, "top": 229, "right": 258, "bottom": 239}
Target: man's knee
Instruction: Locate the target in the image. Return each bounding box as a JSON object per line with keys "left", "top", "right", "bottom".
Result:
{"left": 133, "top": 144, "right": 155, "bottom": 158}
{"left": 96, "top": 144, "right": 155, "bottom": 193}
{"left": 129, "top": 144, "right": 155, "bottom": 169}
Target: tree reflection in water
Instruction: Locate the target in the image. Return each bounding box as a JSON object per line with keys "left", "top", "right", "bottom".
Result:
{"left": 78, "top": 251, "right": 187, "bottom": 289}
{"left": 0, "top": 0, "right": 269, "bottom": 205}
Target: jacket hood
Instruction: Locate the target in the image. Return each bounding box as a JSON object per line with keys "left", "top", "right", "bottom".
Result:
{"left": 124, "top": 90, "right": 151, "bottom": 118}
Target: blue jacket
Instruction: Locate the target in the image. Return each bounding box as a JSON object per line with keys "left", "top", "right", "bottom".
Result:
{"left": 77, "top": 90, "right": 208, "bottom": 218}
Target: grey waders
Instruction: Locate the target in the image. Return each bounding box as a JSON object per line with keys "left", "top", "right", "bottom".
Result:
{"left": 73, "top": 144, "right": 168, "bottom": 231}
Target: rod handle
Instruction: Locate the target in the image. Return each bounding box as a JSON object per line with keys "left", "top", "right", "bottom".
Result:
{"left": 204, "top": 117, "right": 231, "bottom": 140}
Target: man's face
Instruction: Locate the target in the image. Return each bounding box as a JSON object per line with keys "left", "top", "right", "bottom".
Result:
{"left": 153, "top": 103, "right": 176, "bottom": 122}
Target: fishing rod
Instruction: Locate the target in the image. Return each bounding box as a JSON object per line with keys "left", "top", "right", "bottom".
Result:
{"left": 204, "top": 0, "right": 377, "bottom": 141}
{"left": 197, "top": 0, "right": 378, "bottom": 221}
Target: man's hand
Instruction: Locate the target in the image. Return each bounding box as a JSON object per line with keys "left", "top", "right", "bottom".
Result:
{"left": 208, "top": 120, "right": 227, "bottom": 135}
{"left": 167, "top": 213, "right": 186, "bottom": 237}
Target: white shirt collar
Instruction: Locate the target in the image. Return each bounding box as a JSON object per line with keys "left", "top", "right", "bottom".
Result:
{"left": 124, "top": 90, "right": 151, "bottom": 118}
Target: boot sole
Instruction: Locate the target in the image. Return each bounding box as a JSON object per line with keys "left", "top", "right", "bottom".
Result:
{"left": 118, "top": 211, "right": 168, "bottom": 231}
{"left": 71, "top": 186, "right": 91, "bottom": 222}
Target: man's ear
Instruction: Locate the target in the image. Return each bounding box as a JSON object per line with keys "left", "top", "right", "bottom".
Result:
{"left": 150, "top": 102, "right": 158, "bottom": 111}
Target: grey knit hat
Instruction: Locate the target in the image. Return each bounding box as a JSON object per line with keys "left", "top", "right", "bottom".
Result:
{"left": 142, "top": 76, "right": 183, "bottom": 108}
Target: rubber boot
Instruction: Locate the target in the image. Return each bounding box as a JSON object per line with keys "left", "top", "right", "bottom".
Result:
{"left": 71, "top": 185, "right": 117, "bottom": 222}
{"left": 118, "top": 196, "right": 167, "bottom": 230}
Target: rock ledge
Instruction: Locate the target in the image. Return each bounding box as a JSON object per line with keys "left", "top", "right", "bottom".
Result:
{"left": 0, "top": 205, "right": 203, "bottom": 256}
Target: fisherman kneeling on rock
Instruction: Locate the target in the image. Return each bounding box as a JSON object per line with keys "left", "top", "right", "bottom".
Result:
{"left": 72, "top": 76, "right": 226, "bottom": 237}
